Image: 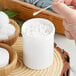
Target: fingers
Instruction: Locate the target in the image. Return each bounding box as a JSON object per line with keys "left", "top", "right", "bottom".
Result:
{"left": 63, "top": 20, "right": 70, "bottom": 31}
{"left": 53, "top": 0, "right": 64, "bottom": 3}
{"left": 64, "top": 0, "right": 72, "bottom": 5}
{"left": 75, "top": 40, "right": 76, "bottom": 45}
{"left": 53, "top": 0, "right": 59, "bottom": 2}
{"left": 52, "top": 0, "right": 76, "bottom": 41}
{"left": 63, "top": 20, "right": 74, "bottom": 40}
{"left": 53, "top": 0, "right": 76, "bottom": 6}
{"left": 52, "top": 3, "right": 74, "bottom": 18}
{"left": 53, "top": 0, "right": 72, "bottom": 5}
{"left": 71, "top": 0, "right": 76, "bottom": 6}
{"left": 65, "top": 30, "right": 74, "bottom": 40}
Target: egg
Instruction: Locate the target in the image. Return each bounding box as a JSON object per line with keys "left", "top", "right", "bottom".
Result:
{"left": 0, "top": 11, "right": 9, "bottom": 27}
{"left": 0, "top": 48, "right": 9, "bottom": 68}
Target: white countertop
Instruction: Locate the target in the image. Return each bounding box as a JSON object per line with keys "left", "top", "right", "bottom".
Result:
{"left": 55, "top": 34, "right": 76, "bottom": 76}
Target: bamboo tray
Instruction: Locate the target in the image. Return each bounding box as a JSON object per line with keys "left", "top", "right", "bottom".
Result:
{"left": 6, "top": 37, "right": 70, "bottom": 76}
{"left": 0, "top": 0, "right": 65, "bottom": 34}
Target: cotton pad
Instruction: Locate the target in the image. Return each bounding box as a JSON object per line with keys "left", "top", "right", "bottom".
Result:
{"left": 0, "top": 11, "right": 9, "bottom": 27}
{"left": 0, "top": 48, "right": 9, "bottom": 68}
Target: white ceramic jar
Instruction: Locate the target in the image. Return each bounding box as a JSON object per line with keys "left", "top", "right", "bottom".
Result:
{"left": 21, "top": 18, "right": 55, "bottom": 70}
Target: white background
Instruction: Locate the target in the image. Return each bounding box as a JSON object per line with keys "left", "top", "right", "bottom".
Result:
{"left": 55, "top": 34, "right": 76, "bottom": 76}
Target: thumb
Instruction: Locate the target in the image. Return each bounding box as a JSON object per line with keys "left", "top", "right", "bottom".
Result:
{"left": 52, "top": 3, "right": 74, "bottom": 18}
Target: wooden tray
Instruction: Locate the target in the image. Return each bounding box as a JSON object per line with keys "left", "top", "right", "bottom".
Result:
{"left": 0, "top": 0, "right": 65, "bottom": 34}
{"left": 6, "top": 37, "right": 70, "bottom": 76}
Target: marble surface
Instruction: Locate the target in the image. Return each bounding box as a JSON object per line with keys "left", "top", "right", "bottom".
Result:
{"left": 55, "top": 34, "right": 76, "bottom": 76}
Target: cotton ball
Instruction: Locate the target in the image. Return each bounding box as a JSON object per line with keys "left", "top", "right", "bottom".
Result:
{"left": 0, "top": 48, "right": 9, "bottom": 67}
{"left": 0, "top": 24, "right": 16, "bottom": 40}
{"left": 0, "top": 33, "right": 8, "bottom": 40}
{"left": 0, "top": 11, "right": 9, "bottom": 27}
{"left": 0, "top": 26, "right": 9, "bottom": 40}
{"left": 6, "top": 24, "right": 16, "bottom": 37}
{"left": 24, "top": 21, "right": 51, "bottom": 37}
{"left": 0, "top": 26, "right": 8, "bottom": 35}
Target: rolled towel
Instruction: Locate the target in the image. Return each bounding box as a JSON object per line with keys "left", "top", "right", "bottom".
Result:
{"left": 36, "top": 0, "right": 53, "bottom": 8}
{"left": 24, "top": 0, "right": 53, "bottom": 8}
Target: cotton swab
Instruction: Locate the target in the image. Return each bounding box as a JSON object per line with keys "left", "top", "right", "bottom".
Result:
{"left": 33, "top": 5, "right": 52, "bottom": 16}
{"left": 33, "top": 0, "right": 62, "bottom": 16}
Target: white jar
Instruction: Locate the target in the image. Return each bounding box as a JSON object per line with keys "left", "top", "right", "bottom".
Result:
{"left": 21, "top": 18, "right": 55, "bottom": 70}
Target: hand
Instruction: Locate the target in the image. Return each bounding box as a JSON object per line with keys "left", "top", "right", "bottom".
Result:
{"left": 52, "top": 0, "right": 76, "bottom": 42}
{"left": 53, "top": 0, "right": 76, "bottom": 6}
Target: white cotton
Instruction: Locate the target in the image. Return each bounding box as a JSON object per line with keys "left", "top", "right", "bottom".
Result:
{"left": 0, "top": 24, "right": 16, "bottom": 40}
{"left": 0, "top": 11, "right": 16, "bottom": 40}
{"left": 5, "top": 24, "right": 16, "bottom": 37}
{"left": 0, "top": 11, "right": 9, "bottom": 27}
{"left": 23, "top": 22, "right": 51, "bottom": 37}
{"left": 21, "top": 18, "right": 55, "bottom": 70}
{"left": 0, "top": 33, "right": 8, "bottom": 40}
{"left": 0, "top": 27, "right": 8, "bottom": 35}
{"left": 0, "top": 48, "right": 9, "bottom": 68}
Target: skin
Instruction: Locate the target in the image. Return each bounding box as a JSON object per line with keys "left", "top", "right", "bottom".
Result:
{"left": 52, "top": 0, "right": 76, "bottom": 42}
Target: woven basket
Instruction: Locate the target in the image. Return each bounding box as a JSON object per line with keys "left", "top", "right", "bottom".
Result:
{"left": 0, "top": 0, "right": 65, "bottom": 34}
{"left": 0, "top": 19, "right": 20, "bottom": 45}
{"left": 0, "top": 43, "right": 17, "bottom": 76}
